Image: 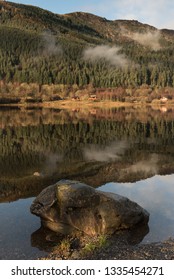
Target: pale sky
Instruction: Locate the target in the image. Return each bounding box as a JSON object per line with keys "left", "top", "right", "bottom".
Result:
{"left": 14, "top": 0, "right": 174, "bottom": 29}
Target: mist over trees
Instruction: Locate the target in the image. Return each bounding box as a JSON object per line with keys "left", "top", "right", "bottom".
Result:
{"left": 0, "top": 1, "right": 174, "bottom": 90}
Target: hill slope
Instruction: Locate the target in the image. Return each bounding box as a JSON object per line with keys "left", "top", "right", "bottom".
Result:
{"left": 0, "top": 1, "right": 174, "bottom": 89}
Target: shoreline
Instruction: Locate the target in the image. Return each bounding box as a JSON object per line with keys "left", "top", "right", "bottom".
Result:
{"left": 39, "top": 232, "right": 174, "bottom": 260}
{"left": 0, "top": 99, "right": 174, "bottom": 110}
{"left": 0, "top": 100, "right": 132, "bottom": 109}
{"left": 86, "top": 238, "right": 174, "bottom": 260}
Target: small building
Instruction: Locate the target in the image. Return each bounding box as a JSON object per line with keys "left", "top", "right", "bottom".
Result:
{"left": 71, "top": 96, "right": 80, "bottom": 101}
{"left": 88, "top": 94, "right": 97, "bottom": 101}
{"left": 160, "top": 97, "right": 168, "bottom": 103}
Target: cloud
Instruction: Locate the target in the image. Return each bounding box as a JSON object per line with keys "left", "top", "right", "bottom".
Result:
{"left": 83, "top": 45, "right": 130, "bottom": 68}
{"left": 118, "top": 0, "right": 174, "bottom": 29}
{"left": 118, "top": 24, "right": 162, "bottom": 50}
{"left": 41, "top": 152, "right": 63, "bottom": 175}
{"left": 126, "top": 154, "right": 159, "bottom": 174}
{"left": 80, "top": 0, "right": 174, "bottom": 29}
{"left": 127, "top": 31, "right": 162, "bottom": 51}
{"left": 83, "top": 141, "right": 129, "bottom": 162}
{"left": 41, "top": 31, "right": 62, "bottom": 56}
{"left": 98, "top": 173, "right": 174, "bottom": 242}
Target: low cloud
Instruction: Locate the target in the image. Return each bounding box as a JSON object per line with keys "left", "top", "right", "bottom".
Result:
{"left": 83, "top": 45, "right": 130, "bottom": 68}
{"left": 126, "top": 154, "right": 159, "bottom": 174}
{"left": 123, "top": 29, "right": 162, "bottom": 51}
{"left": 42, "top": 152, "right": 63, "bottom": 175}
{"left": 42, "top": 31, "right": 62, "bottom": 56}
{"left": 83, "top": 141, "right": 128, "bottom": 162}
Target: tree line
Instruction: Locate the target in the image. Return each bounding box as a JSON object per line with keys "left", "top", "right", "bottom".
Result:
{"left": 0, "top": 25, "right": 174, "bottom": 90}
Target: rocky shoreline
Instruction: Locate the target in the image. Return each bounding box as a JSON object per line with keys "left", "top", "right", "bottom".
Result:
{"left": 84, "top": 238, "right": 174, "bottom": 260}
{"left": 38, "top": 229, "right": 174, "bottom": 260}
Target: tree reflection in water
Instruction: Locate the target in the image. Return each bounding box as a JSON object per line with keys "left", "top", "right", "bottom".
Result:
{"left": 1, "top": 106, "right": 174, "bottom": 258}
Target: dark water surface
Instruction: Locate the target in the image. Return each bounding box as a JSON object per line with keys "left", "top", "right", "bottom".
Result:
{"left": 0, "top": 106, "right": 174, "bottom": 259}
{"left": 0, "top": 198, "right": 45, "bottom": 259}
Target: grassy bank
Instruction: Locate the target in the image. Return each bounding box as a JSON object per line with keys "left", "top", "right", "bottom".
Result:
{"left": 1, "top": 82, "right": 174, "bottom": 109}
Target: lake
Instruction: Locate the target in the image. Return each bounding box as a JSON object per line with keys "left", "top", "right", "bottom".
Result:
{"left": 0, "top": 106, "right": 174, "bottom": 259}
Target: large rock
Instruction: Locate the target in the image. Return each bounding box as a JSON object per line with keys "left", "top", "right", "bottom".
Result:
{"left": 30, "top": 180, "right": 149, "bottom": 236}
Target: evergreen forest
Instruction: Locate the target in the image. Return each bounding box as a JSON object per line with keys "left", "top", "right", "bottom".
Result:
{"left": 0, "top": 1, "right": 174, "bottom": 94}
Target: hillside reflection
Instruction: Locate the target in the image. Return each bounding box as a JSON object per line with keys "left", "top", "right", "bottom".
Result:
{"left": 1, "top": 107, "right": 174, "bottom": 202}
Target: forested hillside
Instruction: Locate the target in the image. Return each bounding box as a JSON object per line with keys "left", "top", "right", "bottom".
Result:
{"left": 0, "top": 1, "right": 174, "bottom": 89}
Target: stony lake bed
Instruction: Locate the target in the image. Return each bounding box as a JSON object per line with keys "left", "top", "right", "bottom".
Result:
{"left": 0, "top": 106, "right": 174, "bottom": 259}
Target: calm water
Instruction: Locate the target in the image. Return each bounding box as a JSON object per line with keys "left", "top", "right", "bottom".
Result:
{"left": 0, "top": 106, "right": 174, "bottom": 259}
{"left": 99, "top": 174, "right": 174, "bottom": 243}
{"left": 0, "top": 198, "right": 45, "bottom": 260}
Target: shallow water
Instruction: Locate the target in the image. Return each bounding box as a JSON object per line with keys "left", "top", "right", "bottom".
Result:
{"left": 0, "top": 198, "right": 45, "bottom": 260}
{"left": 0, "top": 106, "right": 174, "bottom": 259}
{"left": 99, "top": 174, "right": 174, "bottom": 244}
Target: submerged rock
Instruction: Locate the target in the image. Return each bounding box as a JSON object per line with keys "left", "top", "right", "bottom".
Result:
{"left": 30, "top": 180, "right": 149, "bottom": 236}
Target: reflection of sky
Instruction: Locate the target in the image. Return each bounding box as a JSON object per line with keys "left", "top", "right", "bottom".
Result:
{"left": 0, "top": 198, "right": 43, "bottom": 259}
{"left": 98, "top": 174, "right": 174, "bottom": 243}
{"left": 0, "top": 175, "right": 174, "bottom": 258}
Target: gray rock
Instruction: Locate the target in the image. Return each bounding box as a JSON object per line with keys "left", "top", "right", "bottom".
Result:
{"left": 30, "top": 180, "right": 149, "bottom": 236}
